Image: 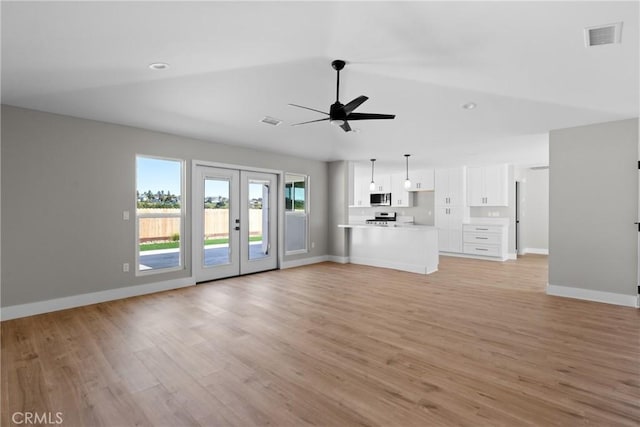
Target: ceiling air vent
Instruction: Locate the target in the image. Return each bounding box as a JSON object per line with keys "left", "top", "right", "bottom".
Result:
{"left": 260, "top": 116, "right": 282, "bottom": 126}
{"left": 584, "top": 22, "right": 622, "bottom": 47}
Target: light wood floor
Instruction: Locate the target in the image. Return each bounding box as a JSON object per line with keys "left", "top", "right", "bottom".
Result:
{"left": 2, "top": 255, "right": 639, "bottom": 426}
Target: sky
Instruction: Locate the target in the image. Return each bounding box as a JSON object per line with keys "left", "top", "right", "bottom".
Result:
{"left": 137, "top": 157, "right": 181, "bottom": 195}
{"left": 137, "top": 157, "right": 265, "bottom": 199}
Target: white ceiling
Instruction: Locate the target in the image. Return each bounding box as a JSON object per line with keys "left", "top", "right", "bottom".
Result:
{"left": 2, "top": 1, "right": 638, "bottom": 168}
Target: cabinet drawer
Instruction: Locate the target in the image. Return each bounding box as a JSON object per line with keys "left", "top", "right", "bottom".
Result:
{"left": 464, "top": 232, "right": 501, "bottom": 244}
{"left": 463, "top": 224, "right": 504, "bottom": 234}
{"left": 464, "top": 243, "right": 501, "bottom": 257}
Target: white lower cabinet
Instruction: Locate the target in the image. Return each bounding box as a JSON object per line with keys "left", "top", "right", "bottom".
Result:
{"left": 462, "top": 224, "right": 508, "bottom": 261}
{"left": 435, "top": 206, "right": 466, "bottom": 253}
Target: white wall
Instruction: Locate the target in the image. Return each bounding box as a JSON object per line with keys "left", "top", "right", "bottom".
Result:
{"left": 548, "top": 118, "right": 638, "bottom": 305}
{"left": 1, "top": 105, "right": 329, "bottom": 308}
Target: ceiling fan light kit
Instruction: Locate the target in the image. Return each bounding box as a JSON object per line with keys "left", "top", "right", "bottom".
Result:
{"left": 289, "top": 60, "right": 396, "bottom": 132}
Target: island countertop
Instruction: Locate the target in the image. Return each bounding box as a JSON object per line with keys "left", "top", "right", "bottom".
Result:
{"left": 338, "top": 223, "right": 437, "bottom": 230}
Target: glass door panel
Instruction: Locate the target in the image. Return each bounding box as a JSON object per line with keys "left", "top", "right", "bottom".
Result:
{"left": 248, "top": 180, "right": 270, "bottom": 260}
{"left": 240, "top": 171, "right": 278, "bottom": 275}
{"left": 203, "top": 178, "right": 231, "bottom": 267}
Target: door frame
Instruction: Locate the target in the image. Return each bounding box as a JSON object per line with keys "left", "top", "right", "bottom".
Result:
{"left": 192, "top": 160, "right": 284, "bottom": 280}
{"left": 193, "top": 166, "right": 240, "bottom": 282}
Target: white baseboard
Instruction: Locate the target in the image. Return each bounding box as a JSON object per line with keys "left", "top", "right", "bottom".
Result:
{"left": 524, "top": 248, "right": 549, "bottom": 255}
{"left": 439, "top": 252, "right": 508, "bottom": 262}
{"left": 1, "top": 277, "right": 195, "bottom": 321}
{"left": 547, "top": 284, "right": 639, "bottom": 308}
{"left": 328, "top": 255, "right": 349, "bottom": 264}
{"left": 281, "top": 255, "right": 329, "bottom": 269}
{"left": 508, "top": 252, "right": 518, "bottom": 260}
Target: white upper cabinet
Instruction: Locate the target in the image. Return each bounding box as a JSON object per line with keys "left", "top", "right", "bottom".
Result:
{"left": 390, "top": 173, "right": 413, "bottom": 207}
{"left": 435, "top": 167, "right": 467, "bottom": 206}
{"left": 370, "top": 174, "right": 391, "bottom": 194}
{"left": 351, "top": 163, "right": 371, "bottom": 207}
{"left": 467, "top": 165, "right": 509, "bottom": 206}
{"left": 407, "top": 168, "right": 434, "bottom": 191}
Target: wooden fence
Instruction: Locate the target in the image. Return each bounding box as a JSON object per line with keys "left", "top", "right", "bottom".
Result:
{"left": 138, "top": 209, "right": 263, "bottom": 241}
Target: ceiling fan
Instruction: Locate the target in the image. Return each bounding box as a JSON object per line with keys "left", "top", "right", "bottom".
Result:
{"left": 289, "top": 59, "right": 396, "bottom": 132}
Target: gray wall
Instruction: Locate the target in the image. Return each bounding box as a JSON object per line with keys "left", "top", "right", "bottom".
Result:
{"left": 328, "top": 161, "right": 349, "bottom": 258}
{"left": 549, "top": 118, "right": 638, "bottom": 296}
{"left": 1, "top": 106, "right": 329, "bottom": 307}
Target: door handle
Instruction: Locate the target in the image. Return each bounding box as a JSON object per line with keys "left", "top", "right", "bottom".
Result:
{"left": 234, "top": 226, "right": 240, "bottom": 231}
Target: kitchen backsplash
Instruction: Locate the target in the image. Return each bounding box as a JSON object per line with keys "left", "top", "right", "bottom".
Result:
{"left": 348, "top": 191, "right": 435, "bottom": 225}
{"left": 470, "top": 206, "right": 510, "bottom": 218}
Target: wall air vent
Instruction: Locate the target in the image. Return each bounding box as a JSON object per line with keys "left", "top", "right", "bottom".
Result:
{"left": 260, "top": 116, "right": 282, "bottom": 126}
{"left": 584, "top": 22, "right": 622, "bottom": 47}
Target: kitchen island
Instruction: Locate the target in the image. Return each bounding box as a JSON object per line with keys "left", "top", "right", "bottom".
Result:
{"left": 338, "top": 224, "right": 439, "bottom": 274}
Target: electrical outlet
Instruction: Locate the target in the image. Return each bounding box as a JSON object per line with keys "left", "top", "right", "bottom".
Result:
{"left": 123, "top": 210, "right": 130, "bottom": 220}
{"left": 311, "top": 242, "right": 315, "bottom": 249}
{"left": 122, "top": 263, "right": 129, "bottom": 272}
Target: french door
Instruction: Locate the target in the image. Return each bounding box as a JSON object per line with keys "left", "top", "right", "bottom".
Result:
{"left": 193, "top": 165, "right": 278, "bottom": 282}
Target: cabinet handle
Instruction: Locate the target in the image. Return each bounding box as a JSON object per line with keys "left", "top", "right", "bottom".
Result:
{"left": 476, "top": 248, "right": 489, "bottom": 251}
{"left": 476, "top": 228, "right": 489, "bottom": 231}
{"left": 475, "top": 237, "right": 488, "bottom": 240}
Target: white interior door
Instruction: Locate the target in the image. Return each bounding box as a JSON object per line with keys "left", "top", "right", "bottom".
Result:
{"left": 240, "top": 171, "right": 278, "bottom": 275}
{"left": 194, "top": 166, "right": 240, "bottom": 282}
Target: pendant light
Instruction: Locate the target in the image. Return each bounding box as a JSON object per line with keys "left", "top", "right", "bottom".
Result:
{"left": 369, "top": 158, "right": 376, "bottom": 191}
{"left": 403, "top": 154, "right": 412, "bottom": 189}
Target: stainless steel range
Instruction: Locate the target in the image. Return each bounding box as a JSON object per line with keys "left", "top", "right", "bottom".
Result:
{"left": 365, "top": 212, "right": 397, "bottom": 225}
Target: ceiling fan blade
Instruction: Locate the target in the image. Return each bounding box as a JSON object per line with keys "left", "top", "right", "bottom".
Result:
{"left": 287, "top": 104, "right": 329, "bottom": 115}
{"left": 342, "top": 95, "right": 369, "bottom": 114}
{"left": 346, "top": 112, "right": 396, "bottom": 121}
{"left": 340, "top": 121, "right": 352, "bottom": 132}
{"left": 291, "top": 118, "right": 330, "bottom": 126}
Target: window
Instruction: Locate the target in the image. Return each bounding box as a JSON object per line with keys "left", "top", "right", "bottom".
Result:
{"left": 284, "top": 174, "right": 308, "bottom": 254}
{"left": 136, "top": 156, "right": 184, "bottom": 274}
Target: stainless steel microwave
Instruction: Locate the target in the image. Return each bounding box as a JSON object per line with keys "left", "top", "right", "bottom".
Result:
{"left": 370, "top": 193, "right": 392, "bottom": 206}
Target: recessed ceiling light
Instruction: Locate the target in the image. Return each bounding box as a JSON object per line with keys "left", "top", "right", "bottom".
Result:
{"left": 149, "top": 62, "right": 169, "bottom": 70}
{"left": 462, "top": 102, "right": 477, "bottom": 110}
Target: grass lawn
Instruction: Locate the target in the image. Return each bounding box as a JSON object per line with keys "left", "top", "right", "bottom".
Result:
{"left": 140, "top": 236, "right": 262, "bottom": 251}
